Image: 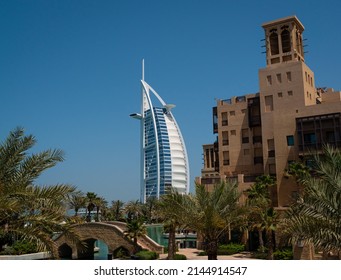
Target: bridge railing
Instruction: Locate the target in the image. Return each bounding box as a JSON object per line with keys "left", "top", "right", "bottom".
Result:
{"left": 103, "top": 221, "right": 164, "bottom": 254}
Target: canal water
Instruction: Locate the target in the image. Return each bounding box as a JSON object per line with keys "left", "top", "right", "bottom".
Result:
{"left": 94, "top": 240, "right": 109, "bottom": 260}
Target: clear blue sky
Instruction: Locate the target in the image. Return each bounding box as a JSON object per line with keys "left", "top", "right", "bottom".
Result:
{"left": 1, "top": 0, "right": 340, "bottom": 203}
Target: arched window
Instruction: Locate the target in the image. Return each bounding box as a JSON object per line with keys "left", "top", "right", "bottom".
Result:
{"left": 270, "top": 32, "right": 279, "bottom": 55}
{"left": 281, "top": 29, "right": 291, "bottom": 53}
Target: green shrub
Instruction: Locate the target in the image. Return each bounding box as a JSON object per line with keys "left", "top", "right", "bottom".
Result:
{"left": 12, "top": 240, "right": 38, "bottom": 254}
{"left": 274, "top": 248, "right": 293, "bottom": 260}
{"left": 217, "top": 243, "right": 245, "bottom": 255}
{"left": 174, "top": 254, "right": 187, "bottom": 260}
{"left": 135, "top": 250, "right": 159, "bottom": 260}
{"left": 251, "top": 251, "right": 267, "bottom": 259}
{"left": 0, "top": 240, "right": 38, "bottom": 255}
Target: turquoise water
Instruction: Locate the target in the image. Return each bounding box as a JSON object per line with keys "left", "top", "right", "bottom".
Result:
{"left": 146, "top": 224, "right": 168, "bottom": 246}
{"left": 94, "top": 240, "right": 109, "bottom": 260}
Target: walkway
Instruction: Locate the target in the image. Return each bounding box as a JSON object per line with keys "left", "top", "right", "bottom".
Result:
{"left": 159, "top": 248, "right": 255, "bottom": 260}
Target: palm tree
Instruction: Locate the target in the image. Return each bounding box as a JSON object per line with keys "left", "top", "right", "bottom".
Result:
{"left": 124, "top": 200, "right": 143, "bottom": 221}
{"left": 142, "top": 196, "right": 158, "bottom": 224}
{"left": 93, "top": 196, "right": 107, "bottom": 221}
{"left": 245, "top": 175, "right": 277, "bottom": 259}
{"left": 187, "top": 181, "right": 241, "bottom": 260}
{"left": 69, "top": 191, "right": 86, "bottom": 216}
{"left": 284, "top": 161, "right": 311, "bottom": 198}
{"left": 245, "top": 175, "right": 275, "bottom": 254}
{"left": 157, "top": 188, "right": 189, "bottom": 259}
{"left": 0, "top": 127, "right": 78, "bottom": 258}
{"left": 111, "top": 200, "right": 125, "bottom": 221}
{"left": 124, "top": 218, "right": 147, "bottom": 254}
{"left": 284, "top": 145, "right": 341, "bottom": 257}
{"left": 85, "top": 192, "right": 97, "bottom": 222}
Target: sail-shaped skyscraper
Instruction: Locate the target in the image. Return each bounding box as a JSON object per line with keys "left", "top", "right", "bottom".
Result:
{"left": 130, "top": 61, "right": 189, "bottom": 203}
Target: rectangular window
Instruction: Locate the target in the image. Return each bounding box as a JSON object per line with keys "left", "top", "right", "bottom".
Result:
{"left": 304, "top": 133, "right": 316, "bottom": 144}
{"left": 287, "top": 135, "right": 294, "bottom": 146}
{"left": 223, "top": 151, "right": 229, "bottom": 165}
{"left": 276, "top": 73, "right": 282, "bottom": 83}
{"left": 267, "top": 75, "right": 272, "bottom": 85}
{"left": 278, "top": 92, "right": 283, "bottom": 98}
{"left": 269, "top": 163, "right": 276, "bottom": 175}
{"left": 286, "top": 71, "right": 292, "bottom": 82}
{"left": 230, "top": 111, "right": 235, "bottom": 116}
{"left": 242, "top": 129, "right": 249, "bottom": 144}
{"left": 267, "top": 139, "right": 275, "bottom": 157}
{"left": 221, "top": 112, "right": 228, "bottom": 126}
{"left": 222, "top": 131, "right": 229, "bottom": 146}
{"left": 265, "top": 95, "right": 274, "bottom": 112}
{"left": 288, "top": 90, "right": 293, "bottom": 96}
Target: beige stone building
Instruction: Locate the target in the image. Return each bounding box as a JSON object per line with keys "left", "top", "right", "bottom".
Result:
{"left": 199, "top": 15, "right": 341, "bottom": 207}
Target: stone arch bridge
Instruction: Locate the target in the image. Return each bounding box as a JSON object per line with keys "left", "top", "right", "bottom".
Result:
{"left": 54, "top": 221, "right": 163, "bottom": 259}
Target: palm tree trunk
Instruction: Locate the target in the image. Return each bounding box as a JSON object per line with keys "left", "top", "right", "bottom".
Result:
{"left": 241, "top": 229, "right": 249, "bottom": 250}
{"left": 133, "top": 238, "right": 138, "bottom": 254}
{"left": 258, "top": 228, "right": 265, "bottom": 252}
{"left": 206, "top": 239, "right": 218, "bottom": 260}
{"left": 167, "top": 225, "right": 176, "bottom": 260}
{"left": 266, "top": 230, "right": 274, "bottom": 260}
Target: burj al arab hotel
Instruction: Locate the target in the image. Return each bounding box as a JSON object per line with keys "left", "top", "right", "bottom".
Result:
{"left": 130, "top": 61, "right": 189, "bottom": 203}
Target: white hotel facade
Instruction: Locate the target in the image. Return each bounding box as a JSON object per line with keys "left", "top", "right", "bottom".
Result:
{"left": 130, "top": 62, "right": 189, "bottom": 203}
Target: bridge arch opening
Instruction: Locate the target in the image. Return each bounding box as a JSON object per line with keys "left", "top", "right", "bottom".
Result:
{"left": 58, "top": 243, "right": 73, "bottom": 259}
{"left": 77, "top": 238, "right": 110, "bottom": 260}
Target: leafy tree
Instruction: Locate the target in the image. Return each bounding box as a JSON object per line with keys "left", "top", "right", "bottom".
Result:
{"left": 0, "top": 127, "right": 78, "bottom": 258}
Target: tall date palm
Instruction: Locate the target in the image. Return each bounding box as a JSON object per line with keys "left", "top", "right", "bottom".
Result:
{"left": 188, "top": 181, "right": 241, "bottom": 260}
{"left": 0, "top": 127, "right": 78, "bottom": 257}
{"left": 284, "top": 145, "right": 341, "bottom": 256}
